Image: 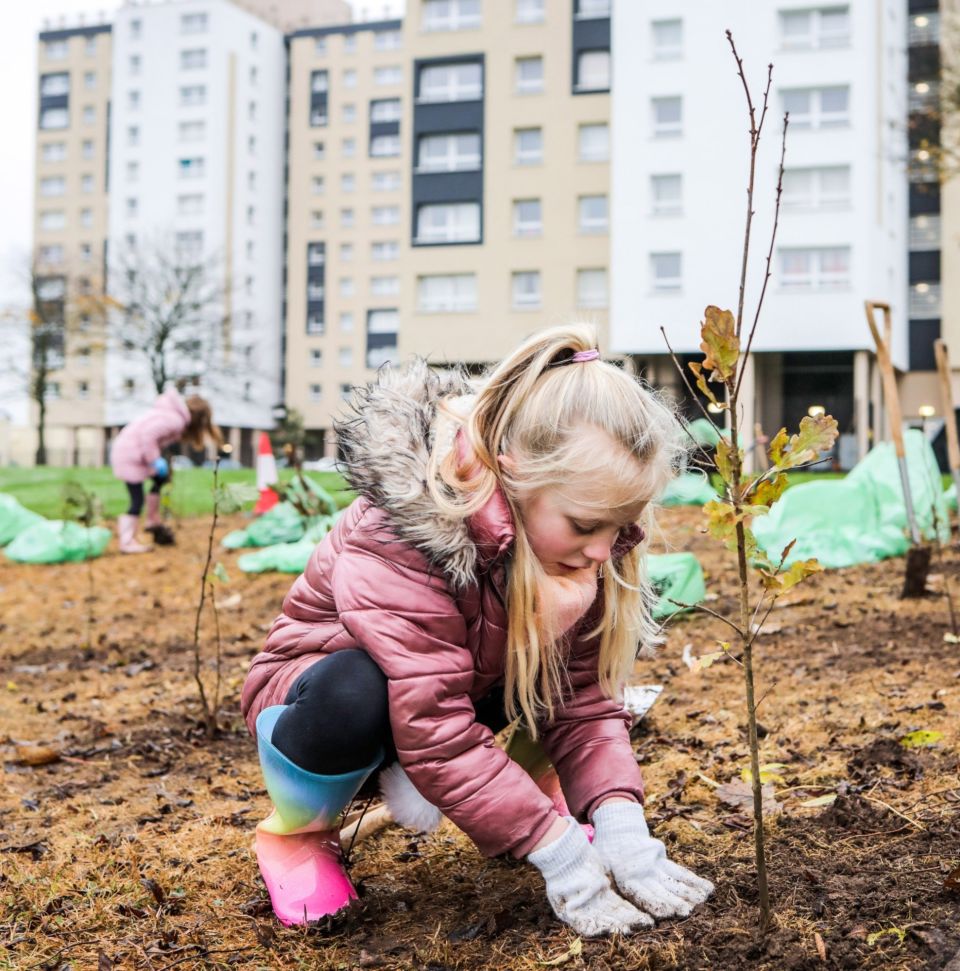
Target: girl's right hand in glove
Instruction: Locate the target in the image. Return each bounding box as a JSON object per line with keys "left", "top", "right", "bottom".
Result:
{"left": 527, "top": 818, "right": 652, "bottom": 937}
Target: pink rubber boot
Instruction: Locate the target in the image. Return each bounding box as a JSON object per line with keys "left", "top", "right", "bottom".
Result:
{"left": 254, "top": 706, "right": 381, "bottom": 925}
{"left": 117, "top": 514, "right": 151, "bottom": 554}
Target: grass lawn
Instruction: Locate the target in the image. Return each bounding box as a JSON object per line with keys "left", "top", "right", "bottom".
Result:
{"left": 0, "top": 466, "right": 352, "bottom": 519}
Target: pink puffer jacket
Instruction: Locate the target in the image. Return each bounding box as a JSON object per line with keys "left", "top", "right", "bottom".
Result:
{"left": 240, "top": 362, "right": 646, "bottom": 858}
{"left": 111, "top": 389, "right": 190, "bottom": 483}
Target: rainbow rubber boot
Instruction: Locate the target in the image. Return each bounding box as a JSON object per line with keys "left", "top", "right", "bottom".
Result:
{"left": 505, "top": 723, "right": 595, "bottom": 842}
{"left": 254, "top": 705, "right": 381, "bottom": 925}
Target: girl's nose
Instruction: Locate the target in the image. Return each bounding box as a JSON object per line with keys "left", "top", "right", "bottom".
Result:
{"left": 583, "top": 535, "right": 614, "bottom": 564}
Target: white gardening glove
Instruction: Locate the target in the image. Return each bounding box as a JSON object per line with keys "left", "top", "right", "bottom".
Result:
{"left": 527, "top": 817, "right": 653, "bottom": 937}
{"left": 592, "top": 802, "right": 714, "bottom": 919}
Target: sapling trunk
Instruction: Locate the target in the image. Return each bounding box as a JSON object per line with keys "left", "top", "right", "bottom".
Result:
{"left": 191, "top": 458, "right": 221, "bottom": 736}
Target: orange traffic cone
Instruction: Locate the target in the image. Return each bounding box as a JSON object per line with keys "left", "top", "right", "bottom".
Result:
{"left": 254, "top": 432, "right": 280, "bottom": 515}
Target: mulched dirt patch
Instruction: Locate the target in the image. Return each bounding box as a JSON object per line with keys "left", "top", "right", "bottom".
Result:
{"left": 1, "top": 506, "right": 959, "bottom": 969}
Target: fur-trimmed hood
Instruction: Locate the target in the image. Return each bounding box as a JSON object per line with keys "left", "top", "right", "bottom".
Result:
{"left": 334, "top": 359, "right": 514, "bottom": 591}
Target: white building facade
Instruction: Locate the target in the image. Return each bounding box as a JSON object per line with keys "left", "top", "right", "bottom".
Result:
{"left": 611, "top": 0, "right": 907, "bottom": 465}
{"left": 106, "top": 0, "right": 286, "bottom": 462}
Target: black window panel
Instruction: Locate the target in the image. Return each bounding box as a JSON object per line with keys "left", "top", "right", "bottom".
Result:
{"left": 910, "top": 182, "right": 940, "bottom": 214}
{"left": 909, "top": 319, "right": 940, "bottom": 371}
{"left": 908, "top": 111, "right": 940, "bottom": 148}
{"left": 782, "top": 351, "right": 855, "bottom": 435}
{"left": 908, "top": 45, "right": 939, "bottom": 82}
{"left": 909, "top": 250, "right": 941, "bottom": 283}
{"left": 909, "top": 0, "right": 939, "bottom": 12}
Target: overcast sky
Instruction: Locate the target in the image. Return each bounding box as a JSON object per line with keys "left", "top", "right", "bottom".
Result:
{"left": 0, "top": 0, "right": 404, "bottom": 308}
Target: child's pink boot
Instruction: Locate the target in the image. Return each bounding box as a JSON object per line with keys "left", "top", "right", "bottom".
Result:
{"left": 254, "top": 706, "right": 380, "bottom": 925}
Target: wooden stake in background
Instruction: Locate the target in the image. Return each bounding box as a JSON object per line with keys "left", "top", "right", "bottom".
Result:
{"left": 934, "top": 339, "right": 960, "bottom": 504}
{"left": 864, "top": 300, "right": 931, "bottom": 597}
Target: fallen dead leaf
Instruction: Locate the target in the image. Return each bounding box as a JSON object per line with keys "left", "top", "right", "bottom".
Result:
{"left": 716, "top": 779, "right": 781, "bottom": 816}
{"left": 13, "top": 744, "right": 61, "bottom": 767}
{"left": 539, "top": 938, "right": 583, "bottom": 966}
{"left": 814, "top": 931, "right": 827, "bottom": 962}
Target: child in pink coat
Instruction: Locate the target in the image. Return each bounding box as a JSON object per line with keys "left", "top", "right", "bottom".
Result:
{"left": 110, "top": 390, "right": 221, "bottom": 552}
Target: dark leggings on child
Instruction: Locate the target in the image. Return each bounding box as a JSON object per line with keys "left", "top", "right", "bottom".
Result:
{"left": 271, "top": 648, "right": 510, "bottom": 776}
{"left": 125, "top": 475, "right": 170, "bottom": 515}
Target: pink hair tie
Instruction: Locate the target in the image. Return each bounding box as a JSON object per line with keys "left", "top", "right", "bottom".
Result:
{"left": 571, "top": 349, "right": 600, "bottom": 363}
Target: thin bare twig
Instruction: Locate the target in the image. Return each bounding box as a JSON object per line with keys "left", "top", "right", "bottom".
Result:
{"left": 668, "top": 598, "right": 745, "bottom": 639}
{"left": 191, "top": 458, "right": 220, "bottom": 736}
{"left": 660, "top": 326, "right": 724, "bottom": 429}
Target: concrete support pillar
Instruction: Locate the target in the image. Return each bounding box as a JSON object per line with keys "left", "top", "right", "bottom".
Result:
{"left": 324, "top": 427, "right": 337, "bottom": 459}
{"left": 853, "top": 350, "right": 870, "bottom": 461}
{"left": 738, "top": 354, "right": 757, "bottom": 474}
{"left": 228, "top": 426, "right": 241, "bottom": 462}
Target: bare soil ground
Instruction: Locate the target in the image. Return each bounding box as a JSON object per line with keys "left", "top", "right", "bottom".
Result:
{"left": 1, "top": 507, "right": 959, "bottom": 970}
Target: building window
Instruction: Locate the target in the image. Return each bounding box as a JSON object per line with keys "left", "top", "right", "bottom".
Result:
{"left": 181, "top": 11, "right": 208, "bottom": 33}
{"left": 307, "top": 242, "right": 325, "bottom": 266}
{"left": 373, "top": 170, "right": 402, "bottom": 191}
{"left": 340, "top": 207, "right": 355, "bottom": 228}
{"left": 178, "top": 157, "right": 205, "bottom": 179}
{"left": 779, "top": 247, "right": 850, "bottom": 290}
{"left": 311, "top": 210, "right": 324, "bottom": 228}
{"left": 81, "top": 174, "right": 95, "bottom": 193}
{"left": 576, "top": 0, "right": 611, "bottom": 17}
{"left": 313, "top": 141, "right": 326, "bottom": 159}
{"left": 312, "top": 176, "right": 325, "bottom": 195}
{"left": 342, "top": 137, "right": 357, "bottom": 157}
{"left": 371, "top": 134, "right": 401, "bottom": 157}
{"left": 314, "top": 36, "right": 327, "bottom": 54}
{"left": 370, "top": 205, "right": 399, "bottom": 226}
{"left": 85, "top": 35, "right": 97, "bottom": 55}
{"left": 37, "top": 276, "right": 66, "bottom": 300}
{"left": 576, "top": 50, "right": 610, "bottom": 92}
{"left": 250, "top": 31, "right": 258, "bottom": 49}
{"left": 651, "top": 252, "right": 682, "bottom": 292}
{"left": 514, "top": 127, "right": 543, "bottom": 165}
{"left": 80, "top": 209, "right": 93, "bottom": 228}
{"left": 127, "top": 125, "right": 140, "bottom": 146}
{"left": 371, "top": 275, "right": 400, "bottom": 296}
{"left": 340, "top": 311, "right": 354, "bottom": 331}
{"left": 40, "top": 176, "right": 66, "bottom": 197}
{"left": 651, "top": 174, "right": 682, "bottom": 215}
{"left": 340, "top": 383, "right": 353, "bottom": 400}
{"left": 652, "top": 96, "right": 683, "bottom": 137}
{"left": 41, "top": 141, "right": 67, "bottom": 162}
{"left": 578, "top": 195, "right": 608, "bottom": 233}
{"left": 342, "top": 103, "right": 357, "bottom": 123}
{"left": 180, "top": 49, "right": 207, "bottom": 70}
{"left": 513, "top": 199, "right": 542, "bottom": 237}
{"left": 82, "top": 140, "right": 94, "bottom": 160}
{"left": 343, "top": 34, "right": 356, "bottom": 52}
{"left": 909, "top": 12, "right": 940, "bottom": 45}
{"left": 130, "top": 18, "right": 142, "bottom": 39}
{"left": 339, "top": 346, "right": 353, "bottom": 366}
{"left": 418, "top": 62, "right": 483, "bottom": 103}
{"left": 128, "top": 90, "right": 141, "bottom": 110}
{"left": 309, "top": 383, "right": 323, "bottom": 402}
{"left": 39, "top": 108, "right": 69, "bottom": 130}
{"left": 651, "top": 18, "right": 683, "bottom": 59}
{"left": 342, "top": 69, "right": 357, "bottom": 89}
{"left": 179, "top": 120, "right": 206, "bottom": 142}
{"left": 341, "top": 173, "right": 356, "bottom": 193}
{"left": 576, "top": 269, "right": 608, "bottom": 308}
{"left": 39, "top": 245, "right": 64, "bottom": 264}
{"left": 909, "top": 214, "right": 941, "bottom": 251}
{"left": 516, "top": 0, "right": 545, "bottom": 24}
{"left": 366, "top": 309, "right": 399, "bottom": 368}
{"left": 130, "top": 54, "right": 142, "bottom": 75}
{"left": 782, "top": 165, "right": 851, "bottom": 210}
{"left": 45, "top": 382, "right": 62, "bottom": 400}
{"left": 515, "top": 56, "right": 544, "bottom": 94}
{"left": 339, "top": 242, "right": 354, "bottom": 261}
{"left": 180, "top": 84, "right": 206, "bottom": 106}
{"left": 780, "top": 7, "right": 851, "bottom": 50}
{"left": 77, "top": 381, "right": 90, "bottom": 400}
{"left": 372, "top": 29, "right": 401, "bottom": 51}
{"left": 371, "top": 98, "right": 402, "bottom": 123}
{"left": 126, "top": 197, "right": 138, "bottom": 218}
{"left": 417, "top": 273, "right": 478, "bottom": 312}
{"left": 780, "top": 86, "right": 849, "bottom": 129}
{"left": 372, "top": 241, "right": 400, "bottom": 261}
{"left": 307, "top": 312, "right": 325, "bottom": 335}
{"left": 416, "top": 202, "right": 481, "bottom": 243}
{"left": 307, "top": 278, "right": 324, "bottom": 301}
{"left": 578, "top": 122, "right": 608, "bottom": 161}
{"left": 417, "top": 132, "right": 481, "bottom": 172}
{"left": 374, "top": 66, "right": 403, "bottom": 86}
{"left": 909, "top": 282, "right": 942, "bottom": 317}
{"left": 248, "top": 135, "right": 257, "bottom": 155}
{"left": 45, "top": 40, "right": 68, "bottom": 60}
{"left": 126, "top": 161, "right": 139, "bottom": 182}
{"left": 422, "top": 0, "right": 482, "bottom": 32}
{"left": 177, "top": 193, "right": 204, "bottom": 214}
{"left": 309, "top": 349, "right": 323, "bottom": 368}
{"left": 340, "top": 277, "right": 354, "bottom": 297}
{"left": 512, "top": 271, "right": 541, "bottom": 309}
{"left": 40, "top": 72, "right": 70, "bottom": 97}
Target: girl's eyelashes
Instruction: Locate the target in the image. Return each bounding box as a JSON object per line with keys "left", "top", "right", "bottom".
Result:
{"left": 570, "top": 519, "right": 599, "bottom": 535}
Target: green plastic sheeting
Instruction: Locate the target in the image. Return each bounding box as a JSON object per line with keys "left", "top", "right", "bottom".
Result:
{"left": 236, "top": 516, "right": 338, "bottom": 574}
{"left": 223, "top": 502, "right": 310, "bottom": 549}
{"left": 686, "top": 418, "right": 722, "bottom": 448}
{"left": 649, "top": 552, "right": 707, "bottom": 620}
{"left": 660, "top": 474, "right": 717, "bottom": 507}
{"left": 752, "top": 429, "right": 949, "bottom": 570}
{"left": 0, "top": 494, "right": 44, "bottom": 546}
{"left": 945, "top": 483, "right": 957, "bottom": 512}
{"left": 5, "top": 520, "right": 112, "bottom": 564}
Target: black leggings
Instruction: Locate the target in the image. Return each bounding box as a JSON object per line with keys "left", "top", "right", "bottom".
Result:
{"left": 272, "top": 649, "right": 509, "bottom": 776}
{"left": 125, "top": 475, "right": 169, "bottom": 515}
